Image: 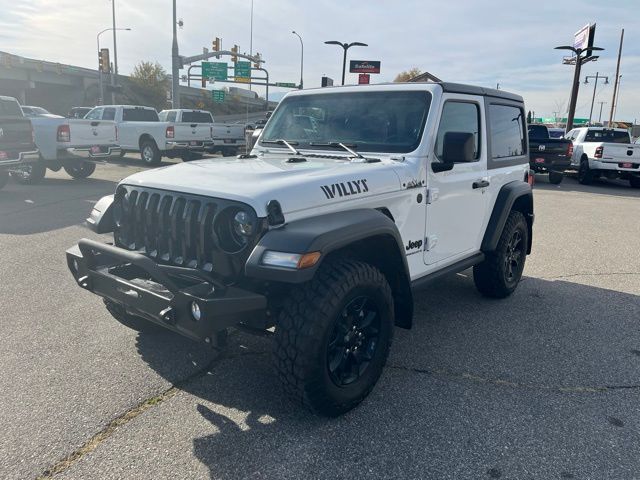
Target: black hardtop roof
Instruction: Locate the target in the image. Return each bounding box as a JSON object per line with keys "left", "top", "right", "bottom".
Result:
{"left": 437, "top": 82, "right": 523, "bottom": 103}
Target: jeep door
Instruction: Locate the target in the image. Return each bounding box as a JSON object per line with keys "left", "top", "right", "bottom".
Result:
{"left": 424, "top": 94, "right": 488, "bottom": 265}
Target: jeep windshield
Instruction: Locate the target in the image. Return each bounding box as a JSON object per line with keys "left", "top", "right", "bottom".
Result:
{"left": 260, "top": 90, "right": 431, "bottom": 154}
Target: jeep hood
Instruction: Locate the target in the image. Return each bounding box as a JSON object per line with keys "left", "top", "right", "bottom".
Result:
{"left": 121, "top": 154, "right": 404, "bottom": 217}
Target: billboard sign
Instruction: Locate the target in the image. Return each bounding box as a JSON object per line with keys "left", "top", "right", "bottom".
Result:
{"left": 349, "top": 60, "right": 381, "bottom": 74}
{"left": 358, "top": 74, "right": 370, "bottom": 85}
{"left": 574, "top": 24, "right": 590, "bottom": 50}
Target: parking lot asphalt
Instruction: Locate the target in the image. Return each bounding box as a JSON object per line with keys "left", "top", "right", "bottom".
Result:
{"left": 0, "top": 161, "right": 638, "bottom": 480}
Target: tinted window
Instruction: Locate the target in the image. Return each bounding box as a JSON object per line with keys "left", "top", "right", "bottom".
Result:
{"left": 261, "top": 91, "right": 431, "bottom": 153}
{"left": 0, "top": 99, "right": 24, "bottom": 116}
{"left": 489, "top": 104, "right": 525, "bottom": 158}
{"left": 584, "top": 129, "right": 630, "bottom": 144}
{"left": 21, "top": 107, "right": 33, "bottom": 115}
{"left": 122, "top": 108, "right": 159, "bottom": 122}
{"left": 181, "top": 111, "right": 213, "bottom": 123}
{"left": 527, "top": 125, "right": 549, "bottom": 139}
{"left": 102, "top": 108, "right": 116, "bottom": 120}
{"left": 85, "top": 108, "right": 103, "bottom": 120}
{"left": 435, "top": 101, "right": 480, "bottom": 161}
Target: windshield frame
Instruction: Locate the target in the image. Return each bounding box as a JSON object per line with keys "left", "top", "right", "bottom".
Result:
{"left": 259, "top": 90, "right": 432, "bottom": 154}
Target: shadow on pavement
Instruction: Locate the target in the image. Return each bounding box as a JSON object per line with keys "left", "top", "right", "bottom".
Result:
{"left": 134, "top": 272, "right": 640, "bottom": 479}
{"left": 0, "top": 176, "right": 117, "bottom": 235}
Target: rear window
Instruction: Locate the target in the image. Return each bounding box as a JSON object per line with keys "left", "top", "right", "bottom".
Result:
{"left": 489, "top": 104, "right": 526, "bottom": 158}
{"left": 181, "top": 111, "right": 213, "bottom": 123}
{"left": 584, "top": 129, "right": 630, "bottom": 144}
{"left": 0, "top": 98, "right": 24, "bottom": 116}
{"left": 123, "top": 108, "right": 159, "bottom": 122}
{"left": 527, "top": 125, "right": 549, "bottom": 139}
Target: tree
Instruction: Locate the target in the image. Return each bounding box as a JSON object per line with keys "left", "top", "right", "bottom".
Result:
{"left": 394, "top": 68, "right": 422, "bottom": 83}
{"left": 129, "top": 61, "right": 169, "bottom": 111}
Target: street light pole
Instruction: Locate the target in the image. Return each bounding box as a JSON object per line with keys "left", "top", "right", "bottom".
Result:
{"left": 171, "top": 0, "right": 180, "bottom": 108}
{"left": 584, "top": 72, "right": 608, "bottom": 125}
{"left": 292, "top": 31, "right": 303, "bottom": 89}
{"left": 110, "top": 0, "right": 118, "bottom": 104}
{"left": 324, "top": 40, "right": 368, "bottom": 85}
{"left": 613, "top": 75, "right": 622, "bottom": 122}
{"left": 598, "top": 101, "right": 607, "bottom": 123}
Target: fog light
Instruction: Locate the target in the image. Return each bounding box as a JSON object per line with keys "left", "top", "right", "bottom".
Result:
{"left": 190, "top": 301, "right": 202, "bottom": 321}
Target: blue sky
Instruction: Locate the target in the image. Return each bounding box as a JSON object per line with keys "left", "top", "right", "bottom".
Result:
{"left": 1, "top": 0, "right": 639, "bottom": 121}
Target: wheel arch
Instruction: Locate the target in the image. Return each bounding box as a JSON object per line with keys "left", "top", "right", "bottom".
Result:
{"left": 138, "top": 134, "right": 156, "bottom": 149}
{"left": 482, "top": 181, "right": 533, "bottom": 254}
{"left": 245, "top": 208, "right": 414, "bottom": 328}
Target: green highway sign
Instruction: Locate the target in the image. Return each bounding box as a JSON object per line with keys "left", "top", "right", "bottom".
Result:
{"left": 276, "top": 82, "right": 297, "bottom": 88}
{"left": 202, "top": 62, "right": 228, "bottom": 81}
{"left": 211, "top": 90, "right": 226, "bottom": 103}
{"left": 235, "top": 61, "right": 251, "bottom": 79}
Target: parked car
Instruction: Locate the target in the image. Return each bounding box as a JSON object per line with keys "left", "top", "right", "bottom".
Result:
{"left": 67, "top": 82, "right": 534, "bottom": 416}
{"left": 84, "top": 105, "right": 213, "bottom": 165}
{"left": 14, "top": 115, "right": 120, "bottom": 184}
{"left": 0, "top": 96, "right": 39, "bottom": 189}
{"left": 20, "top": 106, "right": 64, "bottom": 119}
{"left": 159, "top": 109, "right": 246, "bottom": 157}
{"left": 527, "top": 124, "right": 572, "bottom": 184}
{"left": 566, "top": 127, "right": 640, "bottom": 187}
{"left": 548, "top": 128, "right": 565, "bottom": 139}
{"left": 67, "top": 107, "right": 93, "bottom": 119}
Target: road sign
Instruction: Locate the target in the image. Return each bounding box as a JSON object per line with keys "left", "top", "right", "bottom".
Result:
{"left": 202, "top": 62, "right": 227, "bottom": 81}
{"left": 358, "top": 74, "right": 370, "bottom": 85}
{"left": 276, "top": 82, "right": 297, "bottom": 88}
{"left": 349, "top": 60, "right": 381, "bottom": 74}
{"left": 235, "top": 61, "right": 251, "bottom": 79}
{"left": 212, "top": 89, "right": 226, "bottom": 103}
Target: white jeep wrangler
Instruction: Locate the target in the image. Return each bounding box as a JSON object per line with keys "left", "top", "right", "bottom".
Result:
{"left": 67, "top": 83, "right": 533, "bottom": 416}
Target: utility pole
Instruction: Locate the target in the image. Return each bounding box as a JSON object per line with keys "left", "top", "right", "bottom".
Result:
{"left": 171, "top": 0, "right": 180, "bottom": 108}
{"left": 613, "top": 75, "right": 622, "bottom": 121}
{"left": 585, "top": 72, "right": 608, "bottom": 125}
{"left": 111, "top": 0, "right": 118, "bottom": 104}
{"left": 608, "top": 28, "right": 624, "bottom": 126}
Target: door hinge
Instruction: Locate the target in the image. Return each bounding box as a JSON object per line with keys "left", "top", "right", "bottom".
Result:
{"left": 425, "top": 235, "right": 438, "bottom": 251}
{"left": 426, "top": 188, "right": 439, "bottom": 204}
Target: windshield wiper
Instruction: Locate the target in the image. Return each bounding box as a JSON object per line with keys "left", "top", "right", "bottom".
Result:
{"left": 261, "top": 139, "right": 301, "bottom": 155}
{"left": 309, "top": 141, "right": 365, "bottom": 159}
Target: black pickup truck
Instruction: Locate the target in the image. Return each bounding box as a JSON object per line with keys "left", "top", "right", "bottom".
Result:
{"left": 0, "top": 96, "right": 39, "bottom": 190}
{"left": 528, "top": 124, "right": 572, "bottom": 184}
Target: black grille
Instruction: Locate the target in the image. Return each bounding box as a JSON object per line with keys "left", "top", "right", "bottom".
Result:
{"left": 113, "top": 185, "right": 261, "bottom": 278}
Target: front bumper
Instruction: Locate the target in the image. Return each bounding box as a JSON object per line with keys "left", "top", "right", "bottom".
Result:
{"left": 165, "top": 140, "right": 214, "bottom": 152}
{"left": 62, "top": 145, "right": 122, "bottom": 160}
{"left": 0, "top": 150, "right": 39, "bottom": 168}
{"left": 66, "top": 238, "right": 267, "bottom": 342}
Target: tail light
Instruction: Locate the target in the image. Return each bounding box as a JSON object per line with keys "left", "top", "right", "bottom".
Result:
{"left": 166, "top": 125, "right": 174, "bottom": 139}
{"left": 567, "top": 143, "right": 573, "bottom": 156}
{"left": 30, "top": 124, "right": 35, "bottom": 144}
{"left": 525, "top": 169, "right": 535, "bottom": 186}
{"left": 57, "top": 124, "right": 71, "bottom": 143}
{"left": 594, "top": 146, "right": 603, "bottom": 159}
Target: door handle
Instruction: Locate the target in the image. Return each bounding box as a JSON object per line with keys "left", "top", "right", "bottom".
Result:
{"left": 472, "top": 179, "right": 490, "bottom": 189}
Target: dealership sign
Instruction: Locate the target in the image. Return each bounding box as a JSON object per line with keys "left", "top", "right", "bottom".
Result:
{"left": 349, "top": 60, "right": 381, "bottom": 74}
{"left": 574, "top": 24, "right": 590, "bottom": 50}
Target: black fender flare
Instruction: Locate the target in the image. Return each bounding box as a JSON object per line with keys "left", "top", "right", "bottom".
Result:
{"left": 245, "top": 208, "right": 414, "bottom": 328}
{"left": 481, "top": 181, "right": 534, "bottom": 254}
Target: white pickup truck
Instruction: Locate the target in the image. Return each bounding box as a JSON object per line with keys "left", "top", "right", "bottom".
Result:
{"left": 160, "top": 109, "right": 246, "bottom": 157}
{"left": 84, "top": 105, "right": 212, "bottom": 165}
{"left": 566, "top": 127, "right": 640, "bottom": 188}
{"left": 13, "top": 116, "right": 121, "bottom": 184}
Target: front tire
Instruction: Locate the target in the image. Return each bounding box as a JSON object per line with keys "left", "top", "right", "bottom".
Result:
{"left": 11, "top": 162, "right": 46, "bottom": 185}
{"left": 629, "top": 176, "right": 640, "bottom": 189}
{"left": 578, "top": 157, "right": 594, "bottom": 185}
{"left": 474, "top": 211, "right": 528, "bottom": 299}
{"left": 548, "top": 171, "right": 563, "bottom": 185}
{"left": 140, "top": 140, "right": 161, "bottom": 166}
{"left": 64, "top": 162, "right": 96, "bottom": 179}
{"left": 103, "top": 299, "right": 166, "bottom": 333}
{"left": 274, "top": 260, "right": 394, "bottom": 416}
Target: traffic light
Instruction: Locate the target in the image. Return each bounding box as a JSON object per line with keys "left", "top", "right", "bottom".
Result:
{"left": 253, "top": 52, "right": 261, "bottom": 69}
{"left": 98, "top": 48, "right": 110, "bottom": 74}
{"left": 212, "top": 37, "right": 220, "bottom": 51}
{"left": 231, "top": 45, "right": 239, "bottom": 63}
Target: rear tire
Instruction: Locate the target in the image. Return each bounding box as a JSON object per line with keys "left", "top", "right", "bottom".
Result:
{"left": 0, "top": 170, "right": 8, "bottom": 190}
{"left": 548, "top": 171, "right": 563, "bottom": 185}
{"left": 629, "top": 176, "right": 640, "bottom": 189}
{"left": 103, "top": 299, "right": 166, "bottom": 333}
{"left": 140, "top": 140, "right": 161, "bottom": 166}
{"left": 474, "top": 211, "right": 528, "bottom": 299}
{"left": 11, "top": 162, "right": 46, "bottom": 185}
{"left": 578, "top": 157, "right": 594, "bottom": 185}
{"left": 273, "top": 260, "right": 394, "bottom": 416}
{"left": 64, "top": 162, "right": 96, "bottom": 179}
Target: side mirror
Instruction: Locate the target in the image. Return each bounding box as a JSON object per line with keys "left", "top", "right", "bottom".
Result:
{"left": 432, "top": 131, "right": 475, "bottom": 173}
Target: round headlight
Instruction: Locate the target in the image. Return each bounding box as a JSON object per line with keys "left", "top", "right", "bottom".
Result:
{"left": 233, "top": 210, "right": 253, "bottom": 237}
